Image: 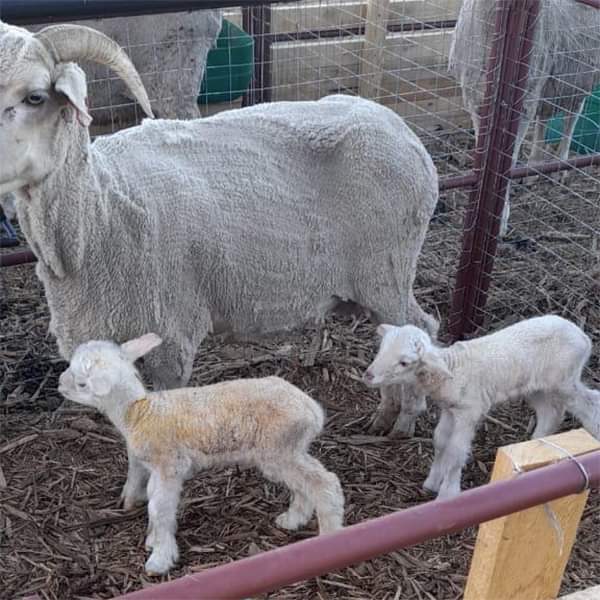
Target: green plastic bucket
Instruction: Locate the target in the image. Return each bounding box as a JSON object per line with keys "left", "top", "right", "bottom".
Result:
{"left": 545, "top": 85, "right": 600, "bottom": 154}
{"left": 199, "top": 20, "right": 254, "bottom": 104}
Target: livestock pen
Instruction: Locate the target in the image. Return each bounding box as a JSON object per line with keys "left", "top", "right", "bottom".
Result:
{"left": 2, "top": 0, "right": 600, "bottom": 598}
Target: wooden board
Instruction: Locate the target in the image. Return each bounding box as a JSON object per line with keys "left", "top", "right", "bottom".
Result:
{"left": 464, "top": 429, "right": 600, "bottom": 600}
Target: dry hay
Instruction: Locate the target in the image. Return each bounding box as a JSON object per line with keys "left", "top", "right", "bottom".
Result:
{"left": 2, "top": 133, "right": 600, "bottom": 599}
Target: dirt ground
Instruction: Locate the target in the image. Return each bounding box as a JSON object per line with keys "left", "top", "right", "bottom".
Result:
{"left": 2, "top": 130, "right": 600, "bottom": 600}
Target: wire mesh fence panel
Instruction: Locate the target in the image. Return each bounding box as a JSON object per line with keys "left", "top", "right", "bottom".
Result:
{"left": 2, "top": 2, "right": 600, "bottom": 598}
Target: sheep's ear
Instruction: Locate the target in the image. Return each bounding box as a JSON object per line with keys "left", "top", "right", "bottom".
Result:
{"left": 376, "top": 324, "right": 395, "bottom": 337}
{"left": 88, "top": 374, "right": 112, "bottom": 397}
{"left": 54, "top": 63, "right": 92, "bottom": 126}
{"left": 417, "top": 352, "right": 452, "bottom": 387}
{"left": 120, "top": 333, "right": 163, "bottom": 362}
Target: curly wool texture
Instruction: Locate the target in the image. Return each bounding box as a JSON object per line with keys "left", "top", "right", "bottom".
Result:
{"left": 16, "top": 95, "right": 439, "bottom": 388}
{"left": 449, "top": 0, "right": 600, "bottom": 137}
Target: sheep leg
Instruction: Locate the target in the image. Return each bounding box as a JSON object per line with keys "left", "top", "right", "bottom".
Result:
{"left": 120, "top": 447, "right": 149, "bottom": 511}
{"left": 144, "top": 472, "right": 183, "bottom": 575}
{"left": 267, "top": 455, "right": 344, "bottom": 534}
{"left": 499, "top": 115, "right": 530, "bottom": 238}
{"left": 554, "top": 106, "right": 583, "bottom": 182}
{"left": 432, "top": 411, "right": 477, "bottom": 500}
{"left": 390, "top": 389, "right": 427, "bottom": 439}
{"left": 144, "top": 337, "right": 198, "bottom": 390}
{"left": 407, "top": 292, "right": 439, "bottom": 338}
{"left": 369, "top": 385, "right": 402, "bottom": 435}
{"left": 423, "top": 409, "right": 454, "bottom": 493}
{"left": 528, "top": 392, "right": 566, "bottom": 438}
{"left": 523, "top": 117, "right": 547, "bottom": 185}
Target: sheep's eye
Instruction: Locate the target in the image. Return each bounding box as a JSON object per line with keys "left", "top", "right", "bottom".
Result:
{"left": 77, "top": 382, "right": 86, "bottom": 389}
{"left": 24, "top": 92, "right": 47, "bottom": 106}
{"left": 398, "top": 360, "right": 409, "bottom": 368}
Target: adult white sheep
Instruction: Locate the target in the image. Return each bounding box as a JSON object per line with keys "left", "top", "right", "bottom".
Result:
{"left": 58, "top": 333, "right": 344, "bottom": 575}
{"left": 449, "top": 0, "right": 600, "bottom": 236}
{"left": 0, "top": 22, "right": 439, "bottom": 400}
{"left": 363, "top": 315, "right": 600, "bottom": 499}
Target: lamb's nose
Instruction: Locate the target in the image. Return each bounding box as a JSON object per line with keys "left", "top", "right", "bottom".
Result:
{"left": 364, "top": 370, "right": 374, "bottom": 381}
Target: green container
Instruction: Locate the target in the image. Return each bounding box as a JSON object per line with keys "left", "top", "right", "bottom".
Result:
{"left": 199, "top": 20, "right": 254, "bottom": 104}
{"left": 545, "top": 85, "right": 600, "bottom": 154}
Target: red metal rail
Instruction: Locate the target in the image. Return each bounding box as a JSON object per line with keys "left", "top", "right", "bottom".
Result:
{"left": 108, "top": 449, "right": 600, "bottom": 600}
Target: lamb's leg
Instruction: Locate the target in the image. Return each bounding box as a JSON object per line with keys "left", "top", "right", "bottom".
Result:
{"left": 265, "top": 454, "right": 344, "bottom": 534}
{"left": 423, "top": 408, "right": 454, "bottom": 493}
{"left": 144, "top": 472, "right": 183, "bottom": 576}
{"left": 432, "top": 410, "right": 477, "bottom": 500}
{"left": 120, "top": 447, "right": 149, "bottom": 511}
{"left": 369, "top": 385, "right": 402, "bottom": 435}
{"left": 528, "top": 392, "right": 566, "bottom": 438}
{"left": 390, "top": 388, "right": 427, "bottom": 439}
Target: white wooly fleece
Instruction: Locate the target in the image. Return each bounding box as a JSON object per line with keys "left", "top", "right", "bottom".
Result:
{"left": 449, "top": 0, "right": 600, "bottom": 235}
{"left": 365, "top": 315, "right": 600, "bottom": 499}
{"left": 450, "top": 0, "right": 600, "bottom": 140}
{"left": 17, "top": 94, "right": 439, "bottom": 389}
{"left": 58, "top": 334, "right": 344, "bottom": 575}
{"left": 25, "top": 10, "right": 223, "bottom": 122}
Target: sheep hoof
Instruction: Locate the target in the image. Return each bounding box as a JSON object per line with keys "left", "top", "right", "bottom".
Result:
{"left": 275, "top": 510, "right": 307, "bottom": 531}
{"left": 368, "top": 417, "right": 393, "bottom": 435}
{"left": 389, "top": 421, "right": 416, "bottom": 439}
{"left": 145, "top": 549, "right": 177, "bottom": 576}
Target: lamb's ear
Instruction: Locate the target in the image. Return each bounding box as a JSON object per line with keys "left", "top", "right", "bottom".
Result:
{"left": 417, "top": 351, "right": 452, "bottom": 387}
{"left": 376, "top": 324, "right": 395, "bottom": 338}
{"left": 121, "top": 333, "right": 163, "bottom": 362}
{"left": 88, "top": 374, "right": 112, "bottom": 397}
{"left": 54, "top": 63, "right": 92, "bottom": 126}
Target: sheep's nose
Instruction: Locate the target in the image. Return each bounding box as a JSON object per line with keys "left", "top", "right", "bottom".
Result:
{"left": 364, "top": 370, "right": 374, "bottom": 382}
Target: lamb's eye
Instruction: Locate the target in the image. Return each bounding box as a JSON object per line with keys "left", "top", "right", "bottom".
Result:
{"left": 77, "top": 382, "right": 86, "bottom": 389}
{"left": 24, "top": 92, "right": 47, "bottom": 106}
{"left": 399, "top": 360, "right": 409, "bottom": 367}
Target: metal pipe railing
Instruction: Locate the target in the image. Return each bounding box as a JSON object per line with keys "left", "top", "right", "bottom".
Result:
{"left": 113, "top": 449, "right": 600, "bottom": 600}
{"left": 0, "top": 0, "right": 295, "bottom": 24}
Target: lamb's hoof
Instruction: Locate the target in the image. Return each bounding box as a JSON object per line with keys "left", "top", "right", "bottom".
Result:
{"left": 423, "top": 476, "right": 441, "bottom": 494}
{"left": 145, "top": 549, "right": 178, "bottom": 576}
{"left": 275, "top": 511, "right": 307, "bottom": 531}
{"left": 119, "top": 493, "right": 146, "bottom": 512}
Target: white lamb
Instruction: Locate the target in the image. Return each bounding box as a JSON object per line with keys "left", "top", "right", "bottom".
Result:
{"left": 363, "top": 315, "right": 600, "bottom": 499}
{"left": 58, "top": 333, "right": 345, "bottom": 575}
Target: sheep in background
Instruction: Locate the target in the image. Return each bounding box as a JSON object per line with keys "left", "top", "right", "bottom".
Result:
{"left": 449, "top": 0, "right": 600, "bottom": 236}
{"left": 0, "top": 21, "right": 439, "bottom": 409}
{"left": 363, "top": 315, "right": 600, "bottom": 499}
{"left": 58, "top": 334, "right": 344, "bottom": 575}
{"left": 26, "top": 10, "right": 223, "bottom": 125}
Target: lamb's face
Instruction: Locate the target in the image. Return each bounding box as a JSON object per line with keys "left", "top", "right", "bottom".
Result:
{"left": 363, "top": 324, "right": 430, "bottom": 387}
{"left": 0, "top": 24, "right": 86, "bottom": 196}
{"left": 58, "top": 341, "right": 132, "bottom": 407}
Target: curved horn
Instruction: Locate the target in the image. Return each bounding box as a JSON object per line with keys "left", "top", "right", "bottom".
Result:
{"left": 34, "top": 24, "right": 154, "bottom": 118}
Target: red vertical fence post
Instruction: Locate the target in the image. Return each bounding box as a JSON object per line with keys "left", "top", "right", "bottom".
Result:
{"left": 242, "top": 3, "right": 272, "bottom": 106}
{"left": 448, "top": 0, "right": 541, "bottom": 341}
